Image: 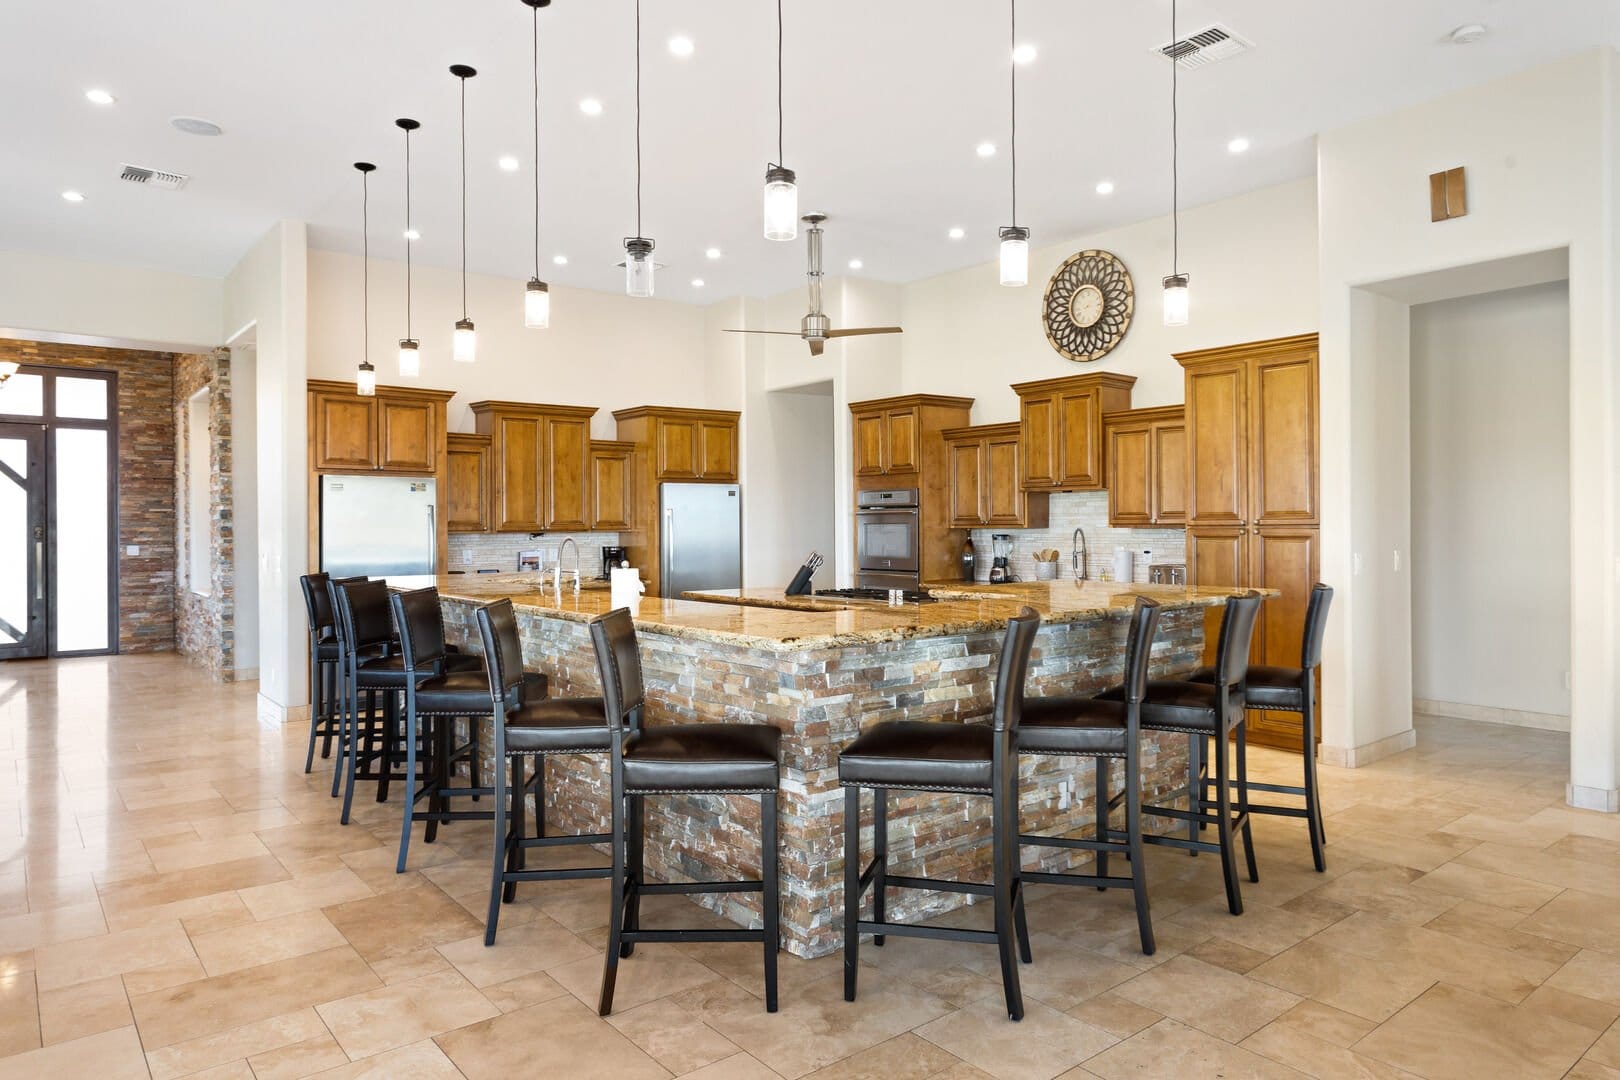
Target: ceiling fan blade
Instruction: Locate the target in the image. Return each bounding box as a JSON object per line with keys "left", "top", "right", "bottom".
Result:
{"left": 825, "top": 326, "right": 904, "bottom": 337}
{"left": 723, "top": 329, "right": 805, "bottom": 336}
{"left": 809, "top": 338, "right": 825, "bottom": 357}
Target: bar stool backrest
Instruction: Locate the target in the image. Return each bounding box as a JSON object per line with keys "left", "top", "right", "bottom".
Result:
{"left": 390, "top": 587, "right": 449, "bottom": 677}
{"left": 1120, "top": 598, "right": 1163, "bottom": 705}
{"left": 1300, "top": 584, "right": 1334, "bottom": 671}
{"left": 1211, "top": 592, "right": 1264, "bottom": 691}
{"left": 333, "top": 579, "right": 393, "bottom": 659}
{"left": 992, "top": 607, "right": 1042, "bottom": 733}
{"left": 300, "top": 573, "right": 332, "bottom": 636}
{"left": 589, "top": 608, "right": 645, "bottom": 729}
{"left": 475, "top": 599, "right": 526, "bottom": 711}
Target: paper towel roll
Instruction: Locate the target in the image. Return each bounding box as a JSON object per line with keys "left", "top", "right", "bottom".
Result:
{"left": 1113, "top": 547, "right": 1133, "bottom": 584}
{"left": 610, "top": 566, "right": 646, "bottom": 611}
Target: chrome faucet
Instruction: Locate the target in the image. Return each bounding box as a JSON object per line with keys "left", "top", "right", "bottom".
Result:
{"left": 555, "top": 537, "right": 582, "bottom": 597}
{"left": 1072, "top": 527, "right": 1088, "bottom": 582}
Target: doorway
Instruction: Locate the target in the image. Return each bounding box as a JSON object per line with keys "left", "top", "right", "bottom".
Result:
{"left": 0, "top": 366, "right": 119, "bottom": 657}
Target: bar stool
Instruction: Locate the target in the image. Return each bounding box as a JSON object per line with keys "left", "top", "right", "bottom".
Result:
{"left": 1187, "top": 584, "right": 1333, "bottom": 871}
{"left": 475, "top": 599, "right": 613, "bottom": 946}
{"left": 839, "top": 607, "right": 1040, "bottom": 1022}
{"left": 1103, "top": 592, "right": 1264, "bottom": 916}
{"left": 588, "top": 607, "right": 782, "bottom": 1016}
{"left": 1017, "top": 598, "right": 1161, "bottom": 955}
{"left": 299, "top": 572, "right": 365, "bottom": 774}
{"left": 389, "top": 588, "right": 548, "bottom": 873}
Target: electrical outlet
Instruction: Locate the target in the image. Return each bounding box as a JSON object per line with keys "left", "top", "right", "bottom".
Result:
{"left": 1392, "top": 549, "right": 1401, "bottom": 572}
{"left": 1353, "top": 553, "right": 1363, "bottom": 575}
{"left": 461, "top": 549, "right": 473, "bottom": 565}
{"left": 125, "top": 544, "right": 139, "bottom": 556}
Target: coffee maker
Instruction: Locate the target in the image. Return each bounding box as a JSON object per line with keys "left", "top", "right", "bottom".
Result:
{"left": 600, "top": 545, "right": 628, "bottom": 580}
{"left": 989, "top": 533, "right": 1016, "bottom": 583}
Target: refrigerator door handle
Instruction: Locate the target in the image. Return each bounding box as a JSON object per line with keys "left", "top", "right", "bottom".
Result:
{"left": 664, "top": 508, "right": 675, "bottom": 577}
{"left": 426, "top": 504, "right": 436, "bottom": 573}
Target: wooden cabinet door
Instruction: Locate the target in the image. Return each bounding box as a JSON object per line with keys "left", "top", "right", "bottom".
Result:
{"left": 983, "top": 431, "right": 1024, "bottom": 526}
{"left": 545, "top": 415, "right": 592, "bottom": 530}
{"left": 1152, "top": 421, "right": 1188, "bottom": 525}
{"left": 590, "top": 446, "right": 633, "bottom": 530}
{"left": 698, "top": 420, "right": 738, "bottom": 480}
{"left": 854, "top": 412, "right": 887, "bottom": 477}
{"left": 1250, "top": 349, "right": 1319, "bottom": 526}
{"left": 884, "top": 408, "right": 919, "bottom": 474}
{"left": 1247, "top": 527, "right": 1319, "bottom": 750}
{"left": 656, "top": 418, "right": 700, "bottom": 480}
{"left": 947, "top": 439, "right": 985, "bottom": 527}
{"left": 1056, "top": 388, "right": 1101, "bottom": 488}
{"left": 1185, "top": 360, "right": 1248, "bottom": 527}
{"left": 493, "top": 415, "right": 544, "bottom": 532}
{"left": 378, "top": 397, "right": 435, "bottom": 472}
{"left": 312, "top": 393, "right": 376, "bottom": 471}
{"left": 1019, "top": 393, "right": 1058, "bottom": 490}
{"left": 445, "top": 440, "right": 490, "bottom": 532}
{"left": 1188, "top": 527, "right": 1249, "bottom": 667}
{"left": 1106, "top": 423, "right": 1153, "bottom": 527}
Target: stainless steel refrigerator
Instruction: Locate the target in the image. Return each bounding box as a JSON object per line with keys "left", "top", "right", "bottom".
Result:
{"left": 320, "top": 474, "right": 437, "bottom": 582}
{"left": 659, "top": 482, "right": 741, "bottom": 598}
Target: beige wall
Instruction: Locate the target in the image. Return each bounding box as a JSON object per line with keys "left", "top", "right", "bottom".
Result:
{"left": 0, "top": 248, "right": 222, "bottom": 349}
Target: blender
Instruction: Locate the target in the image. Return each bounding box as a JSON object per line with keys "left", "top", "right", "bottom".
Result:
{"left": 989, "top": 533, "right": 1016, "bottom": 583}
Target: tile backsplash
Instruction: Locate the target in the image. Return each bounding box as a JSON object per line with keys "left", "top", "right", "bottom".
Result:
{"left": 448, "top": 530, "right": 624, "bottom": 580}
{"left": 967, "top": 491, "right": 1185, "bottom": 584}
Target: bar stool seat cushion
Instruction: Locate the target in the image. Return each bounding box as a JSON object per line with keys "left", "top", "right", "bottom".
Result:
{"left": 1185, "top": 664, "right": 1305, "bottom": 710}
{"left": 504, "top": 697, "right": 611, "bottom": 755}
{"left": 838, "top": 720, "right": 992, "bottom": 792}
{"left": 622, "top": 723, "right": 781, "bottom": 793}
{"left": 356, "top": 650, "right": 483, "bottom": 689}
{"left": 1096, "top": 680, "right": 1220, "bottom": 734}
{"left": 1018, "top": 697, "right": 1130, "bottom": 756}
{"left": 415, "top": 670, "right": 547, "bottom": 715}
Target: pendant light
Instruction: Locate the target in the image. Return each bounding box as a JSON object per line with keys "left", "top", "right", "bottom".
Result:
{"left": 762, "top": 0, "right": 797, "bottom": 241}
{"left": 997, "top": 0, "right": 1028, "bottom": 287}
{"left": 1162, "top": 0, "right": 1189, "bottom": 326}
{"left": 623, "top": 0, "right": 655, "bottom": 297}
{"left": 450, "top": 64, "right": 479, "bottom": 360}
{"left": 396, "top": 118, "right": 421, "bottom": 376}
{"left": 354, "top": 161, "right": 378, "bottom": 396}
{"left": 521, "top": 0, "right": 551, "bottom": 328}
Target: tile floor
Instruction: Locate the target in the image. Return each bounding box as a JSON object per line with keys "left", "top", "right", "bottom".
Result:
{"left": 0, "top": 653, "right": 1613, "bottom": 1079}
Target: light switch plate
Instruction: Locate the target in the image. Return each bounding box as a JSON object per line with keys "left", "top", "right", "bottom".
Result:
{"left": 125, "top": 544, "right": 139, "bottom": 556}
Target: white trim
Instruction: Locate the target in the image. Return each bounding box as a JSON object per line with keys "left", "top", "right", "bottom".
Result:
{"left": 256, "top": 693, "right": 309, "bottom": 726}
{"left": 1414, "top": 699, "right": 1571, "bottom": 734}
{"left": 1319, "top": 727, "right": 1417, "bottom": 769}
{"left": 1567, "top": 784, "right": 1620, "bottom": 813}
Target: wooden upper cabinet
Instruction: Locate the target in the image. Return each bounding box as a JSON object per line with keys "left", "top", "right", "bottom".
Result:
{"left": 308, "top": 380, "right": 454, "bottom": 475}
{"left": 942, "top": 423, "right": 1049, "bottom": 529}
{"left": 848, "top": 394, "right": 973, "bottom": 482}
{"left": 1250, "top": 349, "right": 1319, "bottom": 526}
{"left": 311, "top": 392, "right": 377, "bottom": 471}
{"left": 378, "top": 397, "right": 436, "bottom": 472}
{"left": 472, "top": 401, "right": 600, "bottom": 532}
{"left": 589, "top": 441, "right": 634, "bottom": 531}
{"left": 1011, "top": 373, "right": 1136, "bottom": 492}
{"left": 854, "top": 413, "right": 887, "bottom": 476}
{"left": 1183, "top": 360, "right": 1248, "bottom": 527}
{"left": 884, "top": 407, "right": 919, "bottom": 474}
{"left": 445, "top": 433, "right": 492, "bottom": 532}
{"left": 612, "top": 406, "right": 741, "bottom": 483}
{"left": 698, "top": 419, "right": 738, "bottom": 481}
{"left": 946, "top": 436, "right": 985, "bottom": 527}
{"left": 493, "top": 414, "right": 544, "bottom": 532}
{"left": 545, "top": 413, "right": 593, "bottom": 530}
{"left": 1103, "top": 405, "right": 1185, "bottom": 527}
{"left": 1153, "top": 422, "right": 1188, "bottom": 525}
{"left": 655, "top": 417, "right": 700, "bottom": 479}
{"left": 1105, "top": 422, "right": 1153, "bottom": 527}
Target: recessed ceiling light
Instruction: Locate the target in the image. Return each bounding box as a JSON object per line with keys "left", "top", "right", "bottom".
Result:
{"left": 170, "top": 116, "right": 223, "bottom": 137}
{"left": 668, "top": 35, "right": 695, "bottom": 57}
{"left": 690, "top": 278, "right": 705, "bottom": 288}
{"left": 497, "top": 155, "right": 520, "bottom": 171}
{"left": 579, "top": 98, "right": 603, "bottom": 116}
{"left": 1095, "top": 180, "right": 1115, "bottom": 195}
{"left": 1011, "top": 43, "right": 1037, "bottom": 65}
{"left": 1227, "top": 136, "right": 1250, "bottom": 154}
{"left": 61, "top": 190, "right": 85, "bottom": 203}
{"left": 948, "top": 227, "right": 965, "bottom": 240}
{"left": 553, "top": 254, "right": 568, "bottom": 265}
{"left": 705, "top": 247, "right": 722, "bottom": 260}
{"left": 1448, "top": 23, "right": 1488, "bottom": 45}
{"left": 848, "top": 258, "right": 863, "bottom": 270}
{"left": 403, "top": 228, "right": 421, "bottom": 241}
{"left": 84, "top": 88, "right": 115, "bottom": 106}
{"left": 976, "top": 141, "right": 996, "bottom": 158}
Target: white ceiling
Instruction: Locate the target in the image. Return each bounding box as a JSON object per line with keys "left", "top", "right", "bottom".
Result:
{"left": 3, "top": 1, "right": 1616, "bottom": 301}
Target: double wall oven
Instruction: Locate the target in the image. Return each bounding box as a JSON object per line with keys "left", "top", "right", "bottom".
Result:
{"left": 855, "top": 488, "right": 920, "bottom": 590}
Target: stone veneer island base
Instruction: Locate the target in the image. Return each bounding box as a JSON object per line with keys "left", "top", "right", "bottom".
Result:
{"left": 436, "top": 576, "right": 1257, "bottom": 958}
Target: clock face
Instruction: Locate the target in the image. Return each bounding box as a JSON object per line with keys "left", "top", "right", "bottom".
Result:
{"left": 1042, "top": 249, "right": 1135, "bottom": 363}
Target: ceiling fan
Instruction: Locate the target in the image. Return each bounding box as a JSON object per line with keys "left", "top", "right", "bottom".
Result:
{"left": 725, "top": 213, "right": 902, "bottom": 356}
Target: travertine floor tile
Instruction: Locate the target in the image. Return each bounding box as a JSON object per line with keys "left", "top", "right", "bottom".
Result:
{"left": 797, "top": 1032, "right": 960, "bottom": 1080}
{"left": 434, "top": 914, "right": 596, "bottom": 987}
{"left": 0, "top": 1025, "right": 150, "bottom": 1080}
{"left": 1247, "top": 939, "right": 1437, "bottom": 1023}
{"left": 1114, "top": 954, "right": 1301, "bottom": 1042}
{"left": 916, "top": 997, "right": 1116, "bottom": 1080}
{"left": 33, "top": 918, "right": 194, "bottom": 992}
{"left": 143, "top": 1007, "right": 329, "bottom": 1080}
{"left": 608, "top": 995, "right": 744, "bottom": 1074}
{"left": 550, "top": 945, "right": 727, "bottom": 1014}
{"left": 1352, "top": 982, "right": 1593, "bottom": 1080}
{"left": 320, "top": 883, "right": 483, "bottom": 962}
{"left": 188, "top": 909, "right": 346, "bottom": 976}
{"left": 235, "top": 866, "right": 373, "bottom": 922}
{"left": 434, "top": 995, "right": 669, "bottom": 1079}
{"left": 37, "top": 972, "right": 130, "bottom": 1045}
{"left": 315, "top": 968, "right": 499, "bottom": 1059}
{"left": 308, "top": 1038, "right": 465, "bottom": 1078}
{"left": 1083, "top": 1018, "right": 1305, "bottom": 1079}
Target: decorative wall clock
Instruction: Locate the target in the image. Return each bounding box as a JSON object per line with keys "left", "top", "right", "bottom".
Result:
{"left": 1042, "top": 249, "right": 1135, "bottom": 362}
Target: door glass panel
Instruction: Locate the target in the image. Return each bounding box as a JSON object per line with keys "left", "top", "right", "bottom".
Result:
{"left": 54, "top": 427, "right": 109, "bottom": 652}
{"left": 0, "top": 374, "right": 44, "bottom": 416}
{"left": 0, "top": 436, "right": 28, "bottom": 645}
{"left": 55, "top": 376, "right": 108, "bottom": 420}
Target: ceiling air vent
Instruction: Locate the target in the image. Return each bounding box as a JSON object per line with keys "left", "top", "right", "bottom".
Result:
{"left": 1155, "top": 24, "right": 1253, "bottom": 69}
{"left": 118, "top": 163, "right": 190, "bottom": 191}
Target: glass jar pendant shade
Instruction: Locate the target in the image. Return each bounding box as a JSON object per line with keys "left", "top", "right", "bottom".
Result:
{"left": 453, "top": 318, "right": 477, "bottom": 362}
{"left": 763, "top": 165, "right": 797, "bottom": 241}
{"left": 1162, "top": 274, "right": 1190, "bottom": 326}
{"left": 525, "top": 279, "right": 550, "bottom": 329}
{"left": 397, "top": 338, "right": 420, "bottom": 377}
{"left": 998, "top": 226, "right": 1029, "bottom": 287}
{"left": 356, "top": 360, "right": 377, "bottom": 396}
{"left": 624, "top": 238, "right": 654, "bottom": 298}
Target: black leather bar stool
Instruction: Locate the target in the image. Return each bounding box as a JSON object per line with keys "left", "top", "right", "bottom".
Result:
{"left": 1187, "top": 584, "right": 1334, "bottom": 871}
{"left": 839, "top": 608, "right": 1040, "bottom": 1022}
{"left": 299, "top": 572, "right": 365, "bottom": 774}
{"left": 475, "top": 599, "right": 613, "bottom": 946}
{"left": 1103, "top": 592, "right": 1264, "bottom": 916}
{"left": 1017, "top": 598, "right": 1161, "bottom": 955}
{"left": 588, "top": 607, "right": 782, "bottom": 1016}
{"left": 389, "top": 588, "right": 548, "bottom": 873}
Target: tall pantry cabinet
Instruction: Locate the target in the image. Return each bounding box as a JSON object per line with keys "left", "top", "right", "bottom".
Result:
{"left": 1177, "top": 333, "right": 1320, "bottom": 752}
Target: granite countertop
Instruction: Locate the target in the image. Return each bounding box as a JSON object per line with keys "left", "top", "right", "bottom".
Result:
{"left": 436, "top": 573, "right": 1269, "bottom": 652}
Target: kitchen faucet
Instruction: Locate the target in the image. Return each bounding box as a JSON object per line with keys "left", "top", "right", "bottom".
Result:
{"left": 1072, "top": 527, "right": 1088, "bottom": 582}
{"left": 551, "top": 537, "right": 582, "bottom": 597}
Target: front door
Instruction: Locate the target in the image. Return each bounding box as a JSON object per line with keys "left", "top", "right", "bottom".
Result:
{"left": 0, "top": 423, "right": 47, "bottom": 658}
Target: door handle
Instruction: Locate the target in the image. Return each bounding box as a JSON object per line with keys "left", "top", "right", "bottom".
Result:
{"left": 35, "top": 538, "right": 44, "bottom": 602}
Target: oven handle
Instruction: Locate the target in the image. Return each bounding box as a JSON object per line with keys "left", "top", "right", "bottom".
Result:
{"left": 856, "top": 507, "right": 919, "bottom": 516}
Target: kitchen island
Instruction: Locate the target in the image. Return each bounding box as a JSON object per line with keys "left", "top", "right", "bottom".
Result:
{"left": 435, "top": 574, "right": 1260, "bottom": 957}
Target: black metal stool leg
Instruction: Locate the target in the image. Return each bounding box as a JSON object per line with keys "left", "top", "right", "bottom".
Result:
{"left": 843, "top": 784, "right": 861, "bottom": 1003}
{"left": 1186, "top": 733, "right": 1201, "bottom": 854}
{"left": 503, "top": 755, "right": 525, "bottom": 903}
{"left": 991, "top": 782, "right": 1024, "bottom": 1021}
{"left": 1010, "top": 777, "right": 1032, "bottom": 966}
{"left": 423, "top": 716, "right": 447, "bottom": 846}
{"left": 484, "top": 736, "right": 508, "bottom": 946}
{"left": 304, "top": 647, "right": 322, "bottom": 774}
{"left": 1236, "top": 721, "right": 1259, "bottom": 884}
{"left": 395, "top": 699, "right": 420, "bottom": 873}
{"left": 320, "top": 663, "right": 336, "bottom": 760}
{"left": 762, "top": 791, "right": 779, "bottom": 1013}
{"left": 1303, "top": 698, "right": 1327, "bottom": 872}
{"left": 621, "top": 795, "right": 643, "bottom": 958}
{"left": 1126, "top": 740, "right": 1155, "bottom": 955}
{"left": 871, "top": 787, "right": 887, "bottom": 947}
{"left": 1214, "top": 723, "right": 1243, "bottom": 915}
{"left": 598, "top": 789, "right": 628, "bottom": 1016}
{"left": 1095, "top": 758, "right": 1110, "bottom": 888}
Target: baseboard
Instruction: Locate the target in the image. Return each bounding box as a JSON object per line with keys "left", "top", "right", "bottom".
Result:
{"left": 1567, "top": 784, "right": 1620, "bottom": 813}
{"left": 233, "top": 666, "right": 260, "bottom": 681}
{"left": 1415, "top": 698, "right": 1570, "bottom": 733}
{"left": 256, "top": 693, "right": 310, "bottom": 725}
{"left": 1319, "top": 728, "right": 1417, "bottom": 769}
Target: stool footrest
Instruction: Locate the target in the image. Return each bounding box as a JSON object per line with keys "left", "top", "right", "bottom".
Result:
{"left": 623, "top": 928, "right": 767, "bottom": 945}
{"left": 414, "top": 809, "right": 495, "bottom": 824}
{"left": 503, "top": 866, "right": 611, "bottom": 883}
{"left": 517, "top": 832, "right": 611, "bottom": 849}
{"left": 1021, "top": 869, "right": 1136, "bottom": 890}
{"left": 857, "top": 920, "right": 997, "bottom": 945}
{"left": 639, "top": 880, "right": 763, "bottom": 896}
{"left": 1018, "top": 832, "right": 1128, "bottom": 855}
{"left": 885, "top": 874, "right": 993, "bottom": 897}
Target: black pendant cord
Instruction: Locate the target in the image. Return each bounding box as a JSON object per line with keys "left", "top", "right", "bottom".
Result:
{"left": 1171, "top": 0, "right": 1179, "bottom": 276}
{"left": 460, "top": 72, "right": 469, "bottom": 319}
{"left": 404, "top": 126, "right": 413, "bottom": 340}
{"left": 532, "top": 1, "right": 541, "bottom": 280}
{"left": 1009, "top": 0, "right": 1017, "bottom": 227}
{"left": 635, "top": 0, "right": 643, "bottom": 239}
{"left": 362, "top": 169, "right": 369, "bottom": 364}
{"left": 776, "top": 0, "right": 784, "bottom": 166}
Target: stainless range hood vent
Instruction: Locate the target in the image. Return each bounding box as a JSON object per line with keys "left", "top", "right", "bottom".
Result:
{"left": 1155, "top": 24, "right": 1253, "bottom": 69}
{"left": 118, "top": 163, "right": 190, "bottom": 190}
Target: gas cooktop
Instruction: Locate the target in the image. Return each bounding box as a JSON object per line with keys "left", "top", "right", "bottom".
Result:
{"left": 814, "top": 587, "right": 939, "bottom": 604}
